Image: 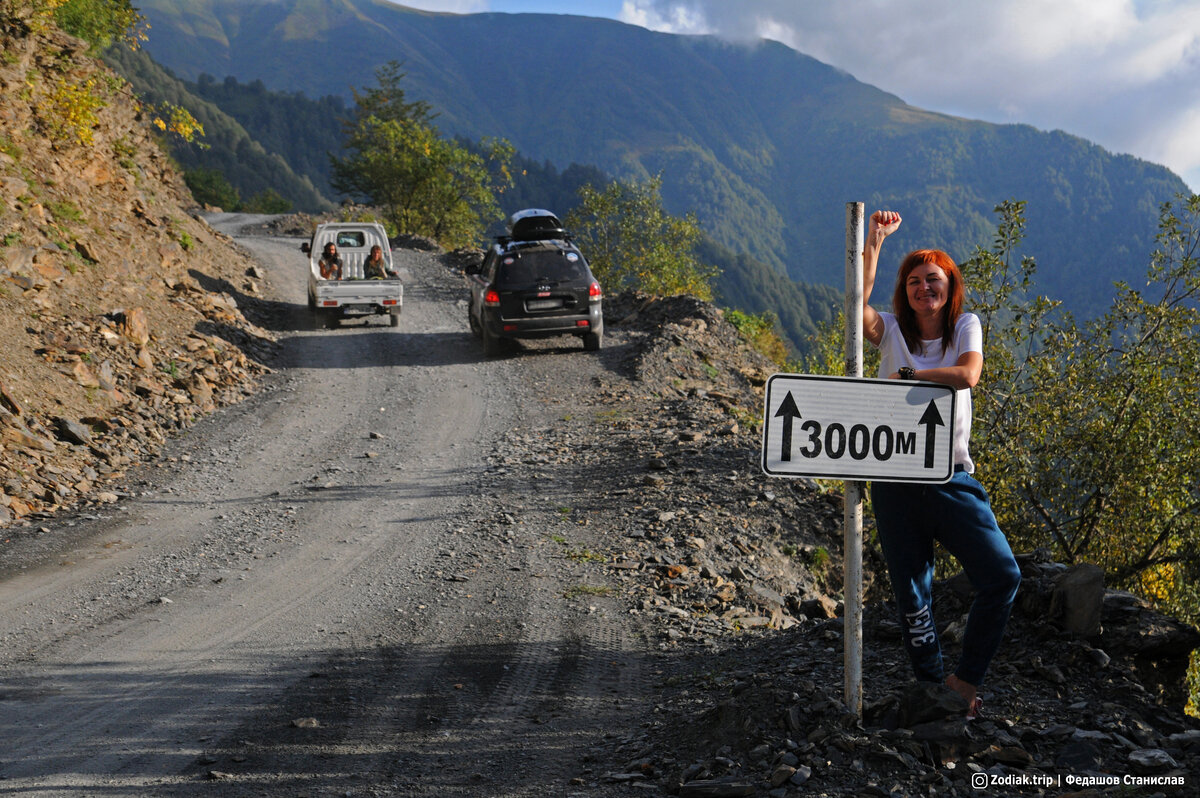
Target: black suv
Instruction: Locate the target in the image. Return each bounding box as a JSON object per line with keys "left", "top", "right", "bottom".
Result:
{"left": 466, "top": 210, "right": 603, "bottom": 355}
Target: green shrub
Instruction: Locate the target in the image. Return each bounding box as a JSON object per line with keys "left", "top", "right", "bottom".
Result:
{"left": 726, "top": 308, "right": 791, "bottom": 366}
{"left": 184, "top": 168, "right": 239, "bottom": 210}
{"left": 566, "top": 175, "right": 717, "bottom": 299}
{"left": 53, "top": 0, "right": 145, "bottom": 52}
{"left": 242, "top": 188, "right": 293, "bottom": 214}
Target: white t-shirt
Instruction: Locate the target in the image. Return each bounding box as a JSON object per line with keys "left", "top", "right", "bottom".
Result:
{"left": 872, "top": 312, "right": 982, "bottom": 473}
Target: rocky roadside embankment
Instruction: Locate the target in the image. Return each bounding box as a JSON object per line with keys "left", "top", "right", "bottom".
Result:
{"left": 0, "top": 25, "right": 276, "bottom": 548}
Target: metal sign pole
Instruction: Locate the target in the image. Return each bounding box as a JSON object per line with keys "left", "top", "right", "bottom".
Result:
{"left": 844, "top": 202, "right": 865, "bottom": 718}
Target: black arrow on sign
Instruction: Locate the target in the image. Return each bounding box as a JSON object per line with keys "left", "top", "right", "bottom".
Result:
{"left": 774, "top": 391, "right": 802, "bottom": 462}
{"left": 918, "top": 400, "right": 946, "bottom": 469}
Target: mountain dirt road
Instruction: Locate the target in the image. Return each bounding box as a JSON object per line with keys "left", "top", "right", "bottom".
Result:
{"left": 0, "top": 214, "right": 657, "bottom": 797}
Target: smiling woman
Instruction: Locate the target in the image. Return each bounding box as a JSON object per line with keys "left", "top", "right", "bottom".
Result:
{"left": 860, "top": 208, "right": 1021, "bottom": 718}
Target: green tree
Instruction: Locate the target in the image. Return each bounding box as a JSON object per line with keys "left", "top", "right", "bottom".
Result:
{"left": 971, "top": 196, "right": 1200, "bottom": 616}
{"left": 566, "top": 176, "right": 717, "bottom": 299}
{"left": 331, "top": 63, "right": 512, "bottom": 249}
{"left": 242, "top": 188, "right": 293, "bottom": 214}
{"left": 347, "top": 61, "right": 433, "bottom": 128}
{"left": 184, "top": 168, "right": 239, "bottom": 211}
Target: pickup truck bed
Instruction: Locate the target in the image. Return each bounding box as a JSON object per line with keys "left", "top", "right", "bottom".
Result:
{"left": 304, "top": 223, "right": 403, "bottom": 328}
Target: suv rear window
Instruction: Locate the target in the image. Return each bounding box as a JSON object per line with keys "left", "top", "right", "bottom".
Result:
{"left": 497, "top": 249, "right": 588, "bottom": 286}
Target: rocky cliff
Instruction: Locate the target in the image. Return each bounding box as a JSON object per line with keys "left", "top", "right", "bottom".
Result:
{"left": 0, "top": 25, "right": 274, "bottom": 535}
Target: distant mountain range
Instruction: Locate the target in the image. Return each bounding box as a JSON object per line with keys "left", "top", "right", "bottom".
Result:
{"left": 131, "top": 0, "right": 1190, "bottom": 320}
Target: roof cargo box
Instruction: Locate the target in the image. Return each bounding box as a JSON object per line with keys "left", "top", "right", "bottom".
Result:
{"left": 507, "top": 208, "right": 566, "bottom": 242}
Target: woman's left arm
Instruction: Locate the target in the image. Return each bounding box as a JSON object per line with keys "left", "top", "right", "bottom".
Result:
{"left": 892, "top": 351, "right": 982, "bottom": 389}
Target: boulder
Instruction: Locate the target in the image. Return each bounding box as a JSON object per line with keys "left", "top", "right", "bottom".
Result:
{"left": 1050, "top": 563, "right": 1105, "bottom": 638}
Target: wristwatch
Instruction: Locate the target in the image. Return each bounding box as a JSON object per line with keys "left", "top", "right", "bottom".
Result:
{"left": 898, "top": 367, "right": 916, "bottom": 380}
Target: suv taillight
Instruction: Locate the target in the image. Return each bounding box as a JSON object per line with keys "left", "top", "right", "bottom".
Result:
{"left": 588, "top": 281, "right": 602, "bottom": 300}
{"left": 484, "top": 289, "right": 501, "bottom": 307}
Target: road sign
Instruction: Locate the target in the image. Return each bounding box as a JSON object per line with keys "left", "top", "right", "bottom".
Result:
{"left": 761, "top": 373, "right": 957, "bottom": 483}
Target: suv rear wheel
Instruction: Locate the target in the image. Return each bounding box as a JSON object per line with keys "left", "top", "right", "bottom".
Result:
{"left": 583, "top": 331, "right": 602, "bottom": 351}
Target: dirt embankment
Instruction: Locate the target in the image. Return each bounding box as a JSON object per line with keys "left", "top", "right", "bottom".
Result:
{"left": 0, "top": 25, "right": 274, "bottom": 543}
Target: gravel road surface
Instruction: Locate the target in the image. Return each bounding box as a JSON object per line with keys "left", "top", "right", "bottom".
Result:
{"left": 0, "top": 214, "right": 656, "bottom": 796}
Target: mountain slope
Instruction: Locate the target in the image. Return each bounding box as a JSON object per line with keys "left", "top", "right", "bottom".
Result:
{"left": 103, "top": 45, "right": 334, "bottom": 212}
{"left": 135, "top": 0, "right": 1190, "bottom": 315}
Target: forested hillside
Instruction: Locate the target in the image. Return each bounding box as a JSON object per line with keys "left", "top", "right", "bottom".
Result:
{"left": 134, "top": 0, "right": 1191, "bottom": 317}
{"left": 185, "top": 72, "right": 348, "bottom": 203}
{"left": 103, "top": 45, "right": 333, "bottom": 213}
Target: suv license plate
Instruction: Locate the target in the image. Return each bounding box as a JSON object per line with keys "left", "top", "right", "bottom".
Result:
{"left": 526, "top": 298, "right": 563, "bottom": 310}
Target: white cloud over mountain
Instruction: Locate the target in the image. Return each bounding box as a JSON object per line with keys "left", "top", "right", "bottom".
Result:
{"left": 618, "top": 0, "right": 1200, "bottom": 190}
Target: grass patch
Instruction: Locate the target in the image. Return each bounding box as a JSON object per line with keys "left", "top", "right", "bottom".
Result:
{"left": 0, "top": 135, "right": 20, "bottom": 159}
{"left": 565, "top": 547, "right": 606, "bottom": 564}
{"left": 594, "top": 408, "right": 629, "bottom": 424}
{"left": 46, "top": 199, "right": 83, "bottom": 224}
{"left": 726, "top": 405, "right": 761, "bottom": 432}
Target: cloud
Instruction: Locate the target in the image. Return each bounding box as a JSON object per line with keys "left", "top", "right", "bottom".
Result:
{"left": 619, "top": 0, "right": 1200, "bottom": 189}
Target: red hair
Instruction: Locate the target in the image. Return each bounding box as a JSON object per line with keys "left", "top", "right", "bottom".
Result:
{"left": 892, "top": 249, "right": 963, "bottom": 353}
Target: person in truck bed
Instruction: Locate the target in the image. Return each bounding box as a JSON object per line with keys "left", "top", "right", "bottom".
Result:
{"left": 319, "top": 242, "right": 343, "bottom": 280}
{"left": 363, "top": 245, "right": 393, "bottom": 279}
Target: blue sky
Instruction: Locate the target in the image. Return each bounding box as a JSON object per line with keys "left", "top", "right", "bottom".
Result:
{"left": 394, "top": 1, "right": 1200, "bottom": 192}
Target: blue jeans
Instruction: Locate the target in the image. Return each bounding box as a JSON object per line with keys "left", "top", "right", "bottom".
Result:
{"left": 871, "top": 472, "right": 1021, "bottom": 687}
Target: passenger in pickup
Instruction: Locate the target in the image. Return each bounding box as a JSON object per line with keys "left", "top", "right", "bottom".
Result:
{"left": 363, "top": 244, "right": 395, "bottom": 279}
{"left": 319, "top": 242, "right": 343, "bottom": 280}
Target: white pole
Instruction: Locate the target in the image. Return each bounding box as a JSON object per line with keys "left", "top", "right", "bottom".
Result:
{"left": 844, "top": 202, "right": 865, "bottom": 718}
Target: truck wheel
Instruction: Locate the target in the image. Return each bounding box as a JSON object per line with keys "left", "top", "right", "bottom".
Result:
{"left": 389, "top": 311, "right": 400, "bottom": 328}
{"left": 583, "top": 331, "right": 602, "bottom": 351}
{"left": 325, "top": 314, "right": 340, "bottom": 330}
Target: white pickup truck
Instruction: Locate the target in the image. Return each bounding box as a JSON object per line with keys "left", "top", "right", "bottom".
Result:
{"left": 301, "top": 222, "right": 403, "bottom": 328}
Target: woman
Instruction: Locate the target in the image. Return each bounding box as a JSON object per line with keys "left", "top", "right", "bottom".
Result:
{"left": 363, "top": 244, "right": 390, "bottom": 280}
{"left": 862, "top": 209, "right": 1021, "bottom": 717}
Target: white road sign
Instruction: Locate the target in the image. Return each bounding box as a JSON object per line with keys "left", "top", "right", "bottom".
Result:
{"left": 761, "top": 373, "right": 957, "bottom": 483}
